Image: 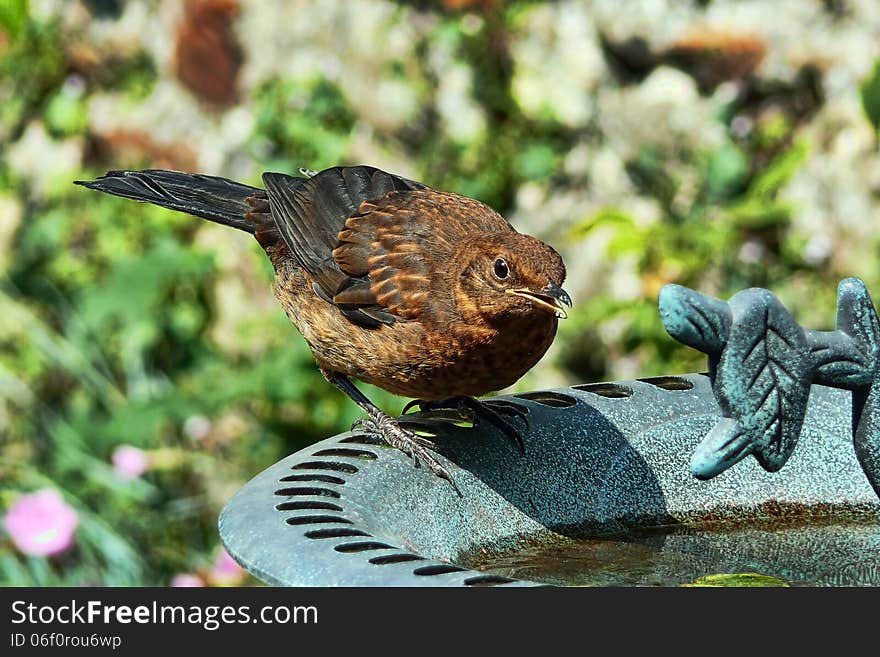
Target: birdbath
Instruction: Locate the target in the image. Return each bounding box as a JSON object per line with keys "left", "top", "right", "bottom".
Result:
{"left": 219, "top": 280, "right": 880, "bottom": 586}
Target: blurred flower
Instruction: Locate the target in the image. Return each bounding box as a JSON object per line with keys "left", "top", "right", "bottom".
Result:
{"left": 183, "top": 415, "right": 212, "bottom": 442}
{"left": 803, "top": 234, "right": 833, "bottom": 266}
{"left": 208, "top": 547, "right": 245, "bottom": 586}
{"left": 738, "top": 240, "right": 765, "bottom": 264}
{"left": 171, "top": 573, "right": 205, "bottom": 587}
{"left": 112, "top": 445, "right": 150, "bottom": 480}
{"left": 3, "top": 490, "right": 79, "bottom": 558}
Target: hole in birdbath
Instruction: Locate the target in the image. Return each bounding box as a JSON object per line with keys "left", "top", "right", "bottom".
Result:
{"left": 334, "top": 542, "right": 394, "bottom": 553}
{"left": 280, "top": 473, "right": 346, "bottom": 485}
{"left": 482, "top": 399, "right": 530, "bottom": 415}
{"left": 514, "top": 391, "right": 577, "bottom": 407}
{"left": 274, "top": 487, "right": 341, "bottom": 499}
{"left": 369, "top": 554, "right": 425, "bottom": 565}
{"left": 463, "top": 575, "right": 516, "bottom": 586}
{"left": 276, "top": 501, "right": 343, "bottom": 512}
{"left": 285, "top": 515, "right": 353, "bottom": 526}
{"left": 638, "top": 376, "right": 694, "bottom": 391}
{"left": 305, "top": 528, "right": 370, "bottom": 540}
{"left": 413, "top": 564, "right": 468, "bottom": 576}
{"left": 573, "top": 383, "right": 634, "bottom": 398}
{"left": 292, "top": 461, "right": 359, "bottom": 474}
{"left": 339, "top": 434, "right": 391, "bottom": 447}
{"left": 312, "top": 448, "right": 378, "bottom": 460}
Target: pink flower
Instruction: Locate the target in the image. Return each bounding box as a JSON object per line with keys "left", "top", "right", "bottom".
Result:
{"left": 3, "top": 489, "right": 79, "bottom": 557}
{"left": 208, "top": 547, "right": 245, "bottom": 586}
{"left": 111, "top": 445, "right": 150, "bottom": 480}
{"left": 171, "top": 573, "right": 205, "bottom": 587}
{"left": 171, "top": 573, "right": 205, "bottom": 588}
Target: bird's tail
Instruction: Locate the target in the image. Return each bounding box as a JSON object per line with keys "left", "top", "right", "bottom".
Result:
{"left": 74, "top": 169, "right": 262, "bottom": 234}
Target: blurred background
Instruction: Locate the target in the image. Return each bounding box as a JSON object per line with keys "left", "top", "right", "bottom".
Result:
{"left": 1, "top": 0, "right": 879, "bottom": 586}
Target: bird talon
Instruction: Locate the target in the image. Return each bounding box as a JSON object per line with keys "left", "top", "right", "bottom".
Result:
{"left": 366, "top": 412, "right": 459, "bottom": 493}
{"left": 401, "top": 399, "right": 424, "bottom": 415}
{"left": 351, "top": 416, "right": 379, "bottom": 434}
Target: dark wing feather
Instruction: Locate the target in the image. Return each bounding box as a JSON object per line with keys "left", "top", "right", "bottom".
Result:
{"left": 262, "top": 166, "right": 427, "bottom": 328}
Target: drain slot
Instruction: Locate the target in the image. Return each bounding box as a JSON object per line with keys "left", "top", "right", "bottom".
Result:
{"left": 514, "top": 391, "right": 577, "bottom": 407}
{"left": 274, "top": 487, "right": 341, "bottom": 499}
{"left": 464, "top": 575, "right": 515, "bottom": 586}
{"left": 292, "top": 461, "right": 359, "bottom": 474}
{"left": 285, "top": 515, "right": 353, "bottom": 526}
{"left": 304, "top": 528, "right": 370, "bottom": 540}
{"left": 637, "top": 376, "right": 694, "bottom": 391}
{"left": 369, "top": 554, "right": 424, "bottom": 565}
{"left": 312, "top": 448, "right": 378, "bottom": 460}
{"left": 280, "top": 473, "right": 346, "bottom": 485}
{"left": 413, "top": 564, "right": 467, "bottom": 576}
{"left": 334, "top": 542, "right": 394, "bottom": 553}
{"left": 573, "top": 383, "right": 633, "bottom": 398}
{"left": 276, "top": 501, "right": 343, "bottom": 512}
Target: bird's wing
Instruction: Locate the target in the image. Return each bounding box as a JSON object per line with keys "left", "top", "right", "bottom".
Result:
{"left": 262, "top": 166, "right": 427, "bottom": 328}
{"left": 332, "top": 190, "right": 512, "bottom": 323}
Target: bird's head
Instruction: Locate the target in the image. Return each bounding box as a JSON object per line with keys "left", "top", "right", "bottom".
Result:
{"left": 453, "top": 232, "right": 571, "bottom": 326}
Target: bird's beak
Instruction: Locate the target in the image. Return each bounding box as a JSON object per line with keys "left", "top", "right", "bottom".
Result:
{"left": 508, "top": 282, "right": 572, "bottom": 319}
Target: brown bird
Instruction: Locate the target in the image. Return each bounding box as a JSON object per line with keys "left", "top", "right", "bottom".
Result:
{"left": 75, "top": 166, "right": 570, "bottom": 493}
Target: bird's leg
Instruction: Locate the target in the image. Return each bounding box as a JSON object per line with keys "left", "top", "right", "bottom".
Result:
{"left": 325, "top": 372, "right": 461, "bottom": 496}
{"left": 402, "top": 396, "right": 528, "bottom": 454}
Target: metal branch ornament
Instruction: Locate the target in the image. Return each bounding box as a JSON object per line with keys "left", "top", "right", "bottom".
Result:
{"left": 659, "top": 277, "right": 880, "bottom": 499}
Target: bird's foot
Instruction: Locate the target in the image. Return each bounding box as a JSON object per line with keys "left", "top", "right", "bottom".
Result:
{"left": 402, "top": 396, "right": 528, "bottom": 454}
{"left": 351, "top": 413, "right": 461, "bottom": 496}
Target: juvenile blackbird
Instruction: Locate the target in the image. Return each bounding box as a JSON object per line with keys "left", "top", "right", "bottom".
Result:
{"left": 76, "top": 166, "right": 570, "bottom": 493}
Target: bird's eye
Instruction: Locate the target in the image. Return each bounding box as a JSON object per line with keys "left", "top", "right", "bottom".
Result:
{"left": 493, "top": 258, "right": 509, "bottom": 280}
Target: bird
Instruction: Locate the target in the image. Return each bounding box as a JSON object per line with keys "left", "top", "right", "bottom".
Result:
{"left": 75, "top": 165, "right": 571, "bottom": 494}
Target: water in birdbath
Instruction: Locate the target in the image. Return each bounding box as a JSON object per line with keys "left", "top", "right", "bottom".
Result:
{"left": 464, "top": 517, "right": 880, "bottom": 586}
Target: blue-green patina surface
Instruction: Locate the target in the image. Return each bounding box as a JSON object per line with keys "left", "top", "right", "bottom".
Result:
{"left": 219, "top": 279, "right": 880, "bottom": 586}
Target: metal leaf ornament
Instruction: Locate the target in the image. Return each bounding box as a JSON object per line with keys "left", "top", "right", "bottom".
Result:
{"left": 697, "top": 290, "right": 811, "bottom": 477}
{"left": 659, "top": 277, "right": 880, "bottom": 500}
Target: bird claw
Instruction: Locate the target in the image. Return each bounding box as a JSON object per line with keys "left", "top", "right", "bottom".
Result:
{"left": 401, "top": 398, "right": 423, "bottom": 415}
{"left": 354, "top": 413, "right": 461, "bottom": 496}
{"left": 402, "top": 396, "right": 528, "bottom": 455}
{"left": 482, "top": 399, "right": 531, "bottom": 427}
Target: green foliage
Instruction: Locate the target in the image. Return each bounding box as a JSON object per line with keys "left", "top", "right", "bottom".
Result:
{"left": 0, "top": 15, "right": 65, "bottom": 138}
{"left": 0, "top": 0, "right": 28, "bottom": 42}
{"left": 861, "top": 59, "right": 880, "bottom": 138}
{"left": 251, "top": 78, "right": 356, "bottom": 173}
{"left": 564, "top": 130, "right": 822, "bottom": 380}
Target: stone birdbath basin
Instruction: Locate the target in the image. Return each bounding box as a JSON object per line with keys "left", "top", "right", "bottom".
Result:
{"left": 219, "top": 280, "right": 880, "bottom": 586}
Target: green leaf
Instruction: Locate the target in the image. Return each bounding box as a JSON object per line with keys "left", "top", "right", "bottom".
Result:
{"left": 726, "top": 198, "right": 792, "bottom": 228}
{"left": 570, "top": 207, "right": 636, "bottom": 238}
{"left": 0, "top": 0, "right": 28, "bottom": 41}
{"left": 682, "top": 572, "right": 790, "bottom": 587}
{"left": 706, "top": 142, "right": 749, "bottom": 198}
{"left": 44, "top": 86, "right": 88, "bottom": 137}
{"left": 749, "top": 139, "right": 809, "bottom": 199}
{"left": 860, "top": 59, "right": 880, "bottom": 134}
{"left": 515, "top": 143, "right": 557, "bottom": 181}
